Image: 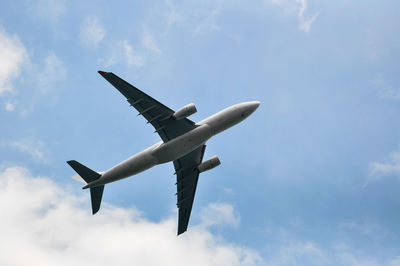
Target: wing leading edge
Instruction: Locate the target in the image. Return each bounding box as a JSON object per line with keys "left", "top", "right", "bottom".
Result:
{"left": 98, "top": 71, "right": 196, "bottom": 142}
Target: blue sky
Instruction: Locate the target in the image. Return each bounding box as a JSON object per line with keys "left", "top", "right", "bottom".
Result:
{"left": 1, "top": 0, "right": 400, "bottom": 265}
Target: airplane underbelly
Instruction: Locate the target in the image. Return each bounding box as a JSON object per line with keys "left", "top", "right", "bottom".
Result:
{"left": 100, "top": 147, "right": 158, "bottom": 184}
{"left": 152, "top": 124, "right": 212, "bottom": 164}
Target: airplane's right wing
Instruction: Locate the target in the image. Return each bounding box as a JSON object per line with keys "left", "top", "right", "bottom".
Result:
{"left": 174, "top": 144, "right": 206, "bottom": 235}
{"left": 98, "top": 71, "right": 196, "bottom": 143}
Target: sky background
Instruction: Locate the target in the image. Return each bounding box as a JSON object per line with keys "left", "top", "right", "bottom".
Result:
{"left": 1, "top": 0, "right": 400, "bottom": 265}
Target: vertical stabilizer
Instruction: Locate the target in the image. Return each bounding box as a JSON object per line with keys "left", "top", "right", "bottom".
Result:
{"left": 90, "top": 185, "right": 104, "bottom": 214}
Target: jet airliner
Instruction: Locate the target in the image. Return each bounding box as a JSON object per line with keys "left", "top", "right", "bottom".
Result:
{"left": 67, "top": 71, "right": 260, "bottom": 235}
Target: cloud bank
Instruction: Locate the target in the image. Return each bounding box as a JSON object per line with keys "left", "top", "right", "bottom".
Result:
{"left": 0, "top": 166, "right": 262, "bottom": 266}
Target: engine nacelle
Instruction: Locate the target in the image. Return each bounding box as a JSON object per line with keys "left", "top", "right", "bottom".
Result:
{"left": 173, "top": 103, "right": 197, "bottom": 120}
{"left": 197, "top": 156, "right": 221, "bottom": 173}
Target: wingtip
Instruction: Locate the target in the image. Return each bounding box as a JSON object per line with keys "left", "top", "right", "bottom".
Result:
{"left": 98, "top": 70, "right": 107, "bottom": 76}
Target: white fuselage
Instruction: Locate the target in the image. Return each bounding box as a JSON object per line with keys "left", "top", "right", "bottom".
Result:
{"left": 84, "top": 101, "right": 259, "bottom": 189}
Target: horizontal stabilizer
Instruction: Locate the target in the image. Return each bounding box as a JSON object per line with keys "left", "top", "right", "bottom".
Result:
{"left": 71, "top": 174, "right": 87, "bottom": 184}
{"left": 67, "top": 160, "right": 101, "bottom": 183}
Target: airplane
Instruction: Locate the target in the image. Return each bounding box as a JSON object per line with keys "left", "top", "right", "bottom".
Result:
{"left": 67, "top": 71, "right": 260, "bottom": 235}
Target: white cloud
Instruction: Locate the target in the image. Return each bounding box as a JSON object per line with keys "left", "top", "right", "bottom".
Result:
{"left": 107, "top": 40, "right": 144, "bottom": 67}
{"left": 0, "top": 28, "right": 28, "bottom": 95}
{"left": 80, "top": 17, "right": 106, "bottom": 47}
{"left": 0, "top": 166, "right": 262, "bottom": 266}
{"left": 0, "top": 29, "right": 65, "bottom": 115}
{"left": 142, "top": 32, "right": 161, "bottom": 54}
{"left": 7, "top": 138, "right": 50, "bottom": 164}
{"left": 367, "top": 151, "right": 400, "bottom": 184}
{"left": 8, "top": 50, "right": 67, "bottom": 116}
{"left": 5, "top": 102, "right": 15, "bottom": 112}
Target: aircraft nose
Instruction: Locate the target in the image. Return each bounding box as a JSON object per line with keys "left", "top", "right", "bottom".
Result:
{"left": 240, "top": 101, "right": 260, "bottom": 118}
{"left": 251, "top": 101, "right": 260, "bottom": 110}
{"left": 247, "top": 101, "right": 260, "bottom": 112}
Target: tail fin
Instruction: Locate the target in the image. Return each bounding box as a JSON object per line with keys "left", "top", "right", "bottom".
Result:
{"left": 89, "top": 186, "right": 104, "bottom": 214}
{"left": 67, "top": 160, "right": 104, "bottom": 214}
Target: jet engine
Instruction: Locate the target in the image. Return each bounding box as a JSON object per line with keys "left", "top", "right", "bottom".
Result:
{"left": 173, "top": 103, "right": 197, "bottom": 120}
{"left": 197, "top": 156, "right": 221, "bottom": 173}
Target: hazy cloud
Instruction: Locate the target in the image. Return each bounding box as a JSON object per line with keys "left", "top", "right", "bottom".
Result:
{"left": 268, "top": 0, "right": 319, "bottom": 33}
{"left": 389, "top": 257, "right": 400, "bottom": 266}
{"left": 5, "top": 102, "right": 15, "bottom": 112}
{"left": 374, "top": 75, "right": 400, "bottom": 100}
{"left": 339, "top": 220, "right": 389, "bottom": 239}
{"left": 165, "top": 0, "right": 182, "bottom": 27}
{"left": 8, "top": 50, "right": 67, "bottom": 116}
{"left": 296, "top": 0, "right": 319, "bottom": 33}
{"left": 193, "top": 7, "right": 221, "bottom": 35}
{"left": 160, "top": 1, "right": 221, "bottom": 35}
{"left": 80, "top": 17, "right": 106, "bottom": 47}
{"left": 263, "top": 234, "right": 394, "bottom": 266}
{"left": 0, "top": 166, "right": 262, "bottom": 266}
{"left": 0, "top": 28, "right": 65, "bottom": 114}
{"left": 37, "top": 51, "right": 67, "bottom": 94}
{"left": 367, "top": 150, "right": 400, "bottom": 184}
{"left": 267, "top": 240, "right": 329, "bottom": 265}
{"left": 6, "top": 138, "right": 50, "bottom": 164}
{"left": 200, "top": 202, "right": 240, "bottom": 228}
{"left": 107, "top": 40, "right": 144, "bottom": 67}
{"left": 0, "top": 28, "right": 28, "bottom": 95}
{"left": 142, "top": 32, "right": 161, "bottom": 54}
{"left": 30, "top": 0, "right": 67, "bottom": 24}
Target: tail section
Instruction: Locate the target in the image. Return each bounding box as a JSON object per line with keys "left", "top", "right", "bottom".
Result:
{"left": 67, "top": 160, "right": 104, "bottom": 214}
{"left": 67, "top": 160, "right": 101, "bottom": 183}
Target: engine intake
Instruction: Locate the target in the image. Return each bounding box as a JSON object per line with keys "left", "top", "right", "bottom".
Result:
{"left": 173, "top": 103, "right": 197, "bottom": 120}
{"left": 197, "top": 156, "right": 221, "bottom": 173}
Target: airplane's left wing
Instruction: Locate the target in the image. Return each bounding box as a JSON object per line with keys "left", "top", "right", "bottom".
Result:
{"left": 174, "top": 144, "right": 206, "bottom": 235}
{"left": 98, "top": 71, "right": 196, "bottom": 142}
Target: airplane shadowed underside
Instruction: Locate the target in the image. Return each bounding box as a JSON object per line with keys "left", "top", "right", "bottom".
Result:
{"left": 67, "top": 71, "right": 260, "bottom": 235}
